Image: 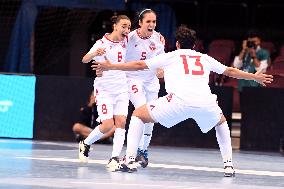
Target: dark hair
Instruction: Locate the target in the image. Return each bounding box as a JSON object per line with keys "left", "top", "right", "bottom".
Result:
{"left": 110, "top": 15, "right": 130, "bottom": 25}
{"left": 246, "top": 29, "right": 261, "bottom": 39}
{"left": 138, "top": 8, "right": 156, "bottom": 22}
{"left": 175, "top": 25, "right": 197, "bottom": 49}
{"left": 132, "top": 8, "right": 156, "bottom": 29}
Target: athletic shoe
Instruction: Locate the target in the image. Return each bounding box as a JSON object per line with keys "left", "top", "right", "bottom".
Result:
{"left": 79, "top": 141, "right": 90, "bottom": 163}
{"left": 125, "top": 156, "right": 138, "bottom": 173}
{"left": 136, "top": 148, "right": 149, "bottom": 168}
{"left": 224, "top": 160, "right": 235, "bottom": 177}
{"left": 107, "top": 156, "right": 129, "bottom": 172}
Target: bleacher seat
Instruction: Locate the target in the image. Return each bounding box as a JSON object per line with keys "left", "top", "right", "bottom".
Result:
{"left": 261, "top": 41, "right": 276, "bottom": 56}
{"left": 266, "top": 68, "right": 284, "bottom": 88}
{"left": 279, "top": 45, "right": 284, "bottom": 56}
{"left": 208, "top": 39, "right": 235, "bottom": 66}
{"left": 209, "top": 39, "right": 235, "bottom": 52}
{"left": 272, "top": 55, "right": 284, "bottom": 70}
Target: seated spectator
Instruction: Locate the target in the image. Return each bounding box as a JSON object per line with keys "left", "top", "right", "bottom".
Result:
{"left": 233, "top": 29, "right": 270, "bottom": 92}
{"left": 72, "top": 91, "right": 114, "bottom": 144}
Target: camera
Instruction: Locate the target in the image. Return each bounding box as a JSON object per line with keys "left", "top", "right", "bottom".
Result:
{"left": 247, "top": 41, "right": 256, "bottom": 49}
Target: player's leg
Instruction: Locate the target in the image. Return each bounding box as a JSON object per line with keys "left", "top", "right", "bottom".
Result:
{"left": 128, "top": 80, "right": 147, "bottom": 149}
{"left": 136, "top": 89, "right": 158, "bottom": 168}
{"left": 99, "top": 126, "right": 115, "bottom": 141}
{"left": 73, "top": 123, "right": 114, "bottom": 142}
{"left": 193, "top": 104, "right": 235, "bottom": 177}
{"left": 72, "top": 123, "right": 93, "bottom": 142}
{"left": 79, "top": 94, "right": 114, "bottom": 163}
{"left": 106, "top": 92, "right": 129, "bottom": 171}
{"left": 124, "top": 93, "right": 188, "bottom": 172}
{"left": 215, "top": 115, "right": 235, "bottom": 177}
{"left": 128, "top": 79, "right": 150, "bottom": 167}
{"left": 124, "top": 103, "right": 155, "bottom": 172}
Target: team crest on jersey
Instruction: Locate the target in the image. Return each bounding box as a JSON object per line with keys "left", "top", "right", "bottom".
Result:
{"left": 121, "top": 41, "right": 126, "bottom": 48}
{"left": 149, "top": 42, "right": 156, "bottom": 51}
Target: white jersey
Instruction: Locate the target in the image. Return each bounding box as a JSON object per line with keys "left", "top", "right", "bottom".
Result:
{"left": 88, "top": 34, "right": 128, "bottom": 94}
{"left": 126, "top": 29, "right": 165, "bottom": 81}
{"left": 145, "top": 49, "right": 227, "bottom": 106}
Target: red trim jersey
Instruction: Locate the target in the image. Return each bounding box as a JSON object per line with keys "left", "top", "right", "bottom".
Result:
{"left": 145, "top": 49, "right": 227, "bottom": 106}
{"left": 88, "top": 34, "right": 128, "bottom": 94}
{"left": 125, "top": 29, "right": 165, "bottom": 81}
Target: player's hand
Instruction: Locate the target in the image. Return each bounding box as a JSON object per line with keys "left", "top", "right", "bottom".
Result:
{"left": 96, "top": 68, "right": 103, "bottom": 77}
{"left": 254, "top": 70, "right": 273, "bottom": 86}
{"left": 160, "top": 34, "right": 166, "bottom": 46}
{"left": 156, "top": 68, "right": 164, "bottom": 78}
{"left": 95, "top": 48, "right": 106, "bottom": 56}
{"left": 91, "top": 56, "right": 112, "bottom": 71}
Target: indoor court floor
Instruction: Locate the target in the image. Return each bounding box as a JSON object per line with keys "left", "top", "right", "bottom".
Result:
{"left": 0, "top": 139, "right": 283, "bottom": 189}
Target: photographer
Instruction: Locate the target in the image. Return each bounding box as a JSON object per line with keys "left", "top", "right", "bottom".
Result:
{"left": 233, "top": 30, "right": 270, "bottom": 92}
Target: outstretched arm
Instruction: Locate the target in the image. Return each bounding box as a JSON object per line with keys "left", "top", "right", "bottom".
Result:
{"left": 223, "top": 67, "right": 273, "bottom": 86}
{"left": 91, "top": 56, "right": 148, "bottom": 71}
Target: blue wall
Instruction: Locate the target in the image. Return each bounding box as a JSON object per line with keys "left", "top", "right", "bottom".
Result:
{"left": 0, "top": 74, "right": 36, "bottom": 138}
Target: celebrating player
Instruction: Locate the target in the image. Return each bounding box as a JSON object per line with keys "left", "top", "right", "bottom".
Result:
{"left": 79, "top": 15, "right": 131, "bottom": 172}
{"left": 125, "top": 8, "right": 165, "bottom": 168}
{"left": 92, "top": 25, "right": 273, "bottom": 177}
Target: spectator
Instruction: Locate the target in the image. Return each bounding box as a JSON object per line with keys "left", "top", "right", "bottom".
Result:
{"left": 233, "top": 29, "right": 270, "bottom": 92}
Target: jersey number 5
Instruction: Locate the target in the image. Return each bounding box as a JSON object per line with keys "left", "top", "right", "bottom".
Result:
{"left": 180, "top": 55, "right": 204, "bottom": 75}
{"left": 140, "top": 52, "right": 147, "bottom": 60}
{"left": 132, "top": 85, "right": 138, "bottom": 93}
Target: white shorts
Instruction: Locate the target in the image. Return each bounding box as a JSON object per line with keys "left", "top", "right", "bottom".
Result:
{"left": 95, "top": 89, "right": 129, "bottom": 121}
{"left": 127, "top": 78, "right": 159, "bottom": 108}
{"left": 147, "top": 93, "right": 222, "bottom": 133}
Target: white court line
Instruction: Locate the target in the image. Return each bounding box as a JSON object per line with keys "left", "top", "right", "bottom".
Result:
{"left": 71, "top": 181, "right": 193, "bottom": 188}
{"left": 16, "top": 156, "right": 284, "bottom": 177}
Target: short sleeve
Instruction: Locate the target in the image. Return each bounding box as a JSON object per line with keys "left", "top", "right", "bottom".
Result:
{"left": 203, "top": 54, "right": 227, "bottom": 74}
{"left": 88, "top": 40, "right": 104, "bottom": 61}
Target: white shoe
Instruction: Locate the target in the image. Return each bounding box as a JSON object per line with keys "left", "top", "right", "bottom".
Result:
{"left": 224, "top": 159, "right": 235, "bottom": 177}
{"left": 224, "top": 166, "right": 235, "bottom": 177}
{"left": 79, "top": 141, "right": 90, "bottom": 163}
{"left": 126, "top": 156, "right": 138, "bottom": 173}
{"left": 107, "top": 157, "right": 123, "bottom": 172}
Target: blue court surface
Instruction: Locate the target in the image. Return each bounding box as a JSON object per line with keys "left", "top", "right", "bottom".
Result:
{"left": 0, "top": 139, "right": 283, "bottom": 189}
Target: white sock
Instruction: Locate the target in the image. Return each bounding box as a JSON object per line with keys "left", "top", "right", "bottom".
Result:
{"left": 111, "top": 128, "right": 126, "bottom": 157}
{"left": 84, "top": 125, "right": 104, "bottom": 145}
{"left": 215, "top": 121, "right": 233, "bottom": 165}
{"left": 138, "top": 122, "right": 154, "bottom": 151}
{"left": 126, "top": 116, "right": 144, "bottom": 163}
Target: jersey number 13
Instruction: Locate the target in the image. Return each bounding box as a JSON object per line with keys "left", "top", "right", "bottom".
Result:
{"left": 180, "top": 55, "right": 204, "bottom": 75}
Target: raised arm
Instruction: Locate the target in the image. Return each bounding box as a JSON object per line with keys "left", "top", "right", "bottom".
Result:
{"left": 82, "top": 48, "right": 106, "bottom": 63}
{"left": 223, "top": 67, "right": 273, "bottom": 86}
